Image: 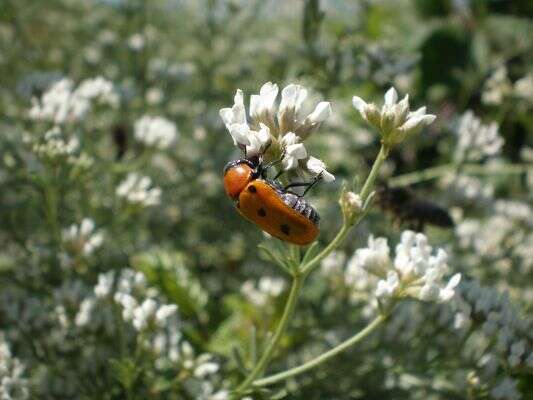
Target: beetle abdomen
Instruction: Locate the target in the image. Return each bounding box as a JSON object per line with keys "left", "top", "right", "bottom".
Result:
{"left": 280, "top": 192, "right": 320, "bottom": 225}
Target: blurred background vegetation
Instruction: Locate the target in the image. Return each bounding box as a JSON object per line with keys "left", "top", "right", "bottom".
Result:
{"left": 0, "top": 0, "right": 531, "bottom": 399}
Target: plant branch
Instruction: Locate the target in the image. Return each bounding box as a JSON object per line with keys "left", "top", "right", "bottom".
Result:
{"left": 254, "top": 313, "right": 388, "bottom": 387}
{"left": 232, "top": 274, "right": 304, "bottom": 397}
{"left": 389, "top": 162, "right": 531, "bottom": 188}
{"left": 232, "top": 143, "right": 391, "bottom": 397}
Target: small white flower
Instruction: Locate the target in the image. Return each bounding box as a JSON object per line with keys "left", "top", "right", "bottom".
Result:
{"left": 194, "top": 361, "right": 220, "bottom": 378}
{"left": 128, "top": 33, "right": 145, "bottom": 51}
{"left": 438, "top": 273, "right": 461, "bottom": 302}
{"left": 250, "top": 82, "right": 278, "bottom": 123}
{"left": 353, "top": 236, "right": 391, "bottom": 278}
{"left": 132, "top": 298, "right": 157, "bottom": 331}
{"left": 134, "top": 116, "right": 178, "bottom": 150}
{"left": 29, "top": 77, "right": 118, "bottom": 124}
{"left": 306, "top": 157, "right": 335, "bottom": 182}
{"left": 355, "top": 231, "right": 460, "bottom": 303}
{"left": 116, "top": 173, "right": 161, "bottom": 207}
{"left": 244, "top": 123, "right": 271, "bottom": 157}
{"left": 279, "top": 84, "right": 308, "bottom": 120}
{"left": 220, "top": 82, "right": 334, "bottom": 180}
{"left": 62, "top": 218, "right": 104, "bottom": 256}
{"left": 454, "top": 111, "right": 503, "bottom": 162}
{"left": 375, "top": 271, "right": 400, "bottom": 298}
{"left": 281, "top": 133, "right": 308, "bottom": 170}
{"left": 75, "top": 298, "right": 95, "bottom": 327}
{"left": 352, "top": 87, "right": 435, "bottom": 146}
{"left": 155, "top": 304, "right": 178, "bottom": 325}
{"left": 307, "top": 101, "right": 332, "bottom": 124}
{"left": 95, "top": 271, "right": 114, "bottom": 298}
{"left": 482, "top": 66, "right": 512, "bottom": 105}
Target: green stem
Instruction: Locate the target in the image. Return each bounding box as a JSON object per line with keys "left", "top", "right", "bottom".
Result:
{"left": 233, "top": 274, "right": 304, "bottom": 397}
{"left": 300, "top": 223, "right": 350, "bottom": 276}
{"left": 389, "top": 163, "right": 531, "bottom": 187}
{"left": 360, "top": 144, "right": 389, "bottom": 202}
{"left": 254, "top": 314, "right": 387, "bottom": 387}
{"left": 44, "top": 184, "right": 61, "bottom": 247}
{"left": 300, "top": 144, "right": 389, "bottom": 276}
{"left": 233, "top": 144, "right": 391, "bottom": 397}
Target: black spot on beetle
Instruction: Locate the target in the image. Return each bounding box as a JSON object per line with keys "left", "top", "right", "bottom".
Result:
{"left": 248, "top": 185, "right": 257, "bottom": 193}
{"left": 257, "top": 208, "right": 266, "bottom": 217}
{"left": 280, "top": 224, "right": 290, "bottom": 235}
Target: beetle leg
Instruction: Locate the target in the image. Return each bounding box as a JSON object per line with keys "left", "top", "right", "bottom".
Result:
{"left": 283, "top": 173, "right": 323, "bottom": 197}
{"left": 262, "top": 151, "right": 286, "bottom": 172}
{"left": 302, "top": 173, "right": 323, "bottom": 196}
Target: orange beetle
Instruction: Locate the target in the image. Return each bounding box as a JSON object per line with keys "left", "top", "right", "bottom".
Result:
{"left": 223, "top": 158, "right": 320, "bottom": 246}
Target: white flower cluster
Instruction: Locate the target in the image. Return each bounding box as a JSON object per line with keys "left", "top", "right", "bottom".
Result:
{"left": 353, "top": 231, "right": 461, "bottom": 303}
{"left": 29, "top": 77, "right": 119, "bottom": 124}
{"left": 241, "top": 276, "right": 286, "bottom": 307}
{"left": 128, "top": 33, "right": 145, "bottom": 51}
{"left": 442, "top": 174, "right": 494, "bottom": 202}
{"left": 31, "top": 126, "right": 78, "bottom": 157}
{"left": 29, "top": 127, "right": 94, "bottom": 170}
{"left": 456, "top": 200, "right": 531, "bottom": 268}
{"left": 134, "top": 115, "right": 178, "bottom": 150}
{"left": 513, "top": 73, "right": 533, "bottom": 103}
{"left": 93, "top": 269, "right": 178, "bottom": 331}
{"left": 482, "top": 66, "right": 533, "bottom": 108}
{"left": 62, "top": 218, "right": 104, "bottom": 256}
{"left": 0, "top": 333, "right": 29, "bottom": 400}
{"left": 352, "top": 87, "right": 436, "bottom": 147}
{"left": 219, "top": 82, "right": 334, "bottom": 181}
{"left": 451, "top": 280, "right": 532, "bottom": 399}
{"left": 482, "top": 66, "right": 513, "bottom": 105}
{"left": 79, "top": 269, "right": 226, "bottom": 398}
{"left": 454, "top": 111, "right": 504, "bottom": 162}
{"left": 116, "top": 173, "right": 162, "bottom": 207}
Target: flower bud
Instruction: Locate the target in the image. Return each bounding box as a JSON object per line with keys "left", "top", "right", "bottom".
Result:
{"left": 340, "top": 188, "right": 363, "bottom": 224}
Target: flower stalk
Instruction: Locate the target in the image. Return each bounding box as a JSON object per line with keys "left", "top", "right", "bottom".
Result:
{"left": 253, "top": 312, "right": 390, "bottom": 387}
{"left": 233, "top": 274, "right": 304, "bottom": 397}
{"left": 389, "top": 162, "right": 532, "bottom": 187}
{"left": 233, "top": 143, "right": 391, "bottom": 397}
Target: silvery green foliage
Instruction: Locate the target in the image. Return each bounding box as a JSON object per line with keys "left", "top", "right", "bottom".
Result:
{"left": 0, "top": 0, "right": 531, "bottom": 399}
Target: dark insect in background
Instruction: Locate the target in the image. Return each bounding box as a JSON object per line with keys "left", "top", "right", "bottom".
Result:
{"left": 376, "top": 183, "right": 454, "bottom": 232}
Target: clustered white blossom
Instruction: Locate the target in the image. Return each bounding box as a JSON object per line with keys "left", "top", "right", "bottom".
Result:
{"left": 116, "top": 173, "right": 162, "bottom": 207}
{"left": 134, "top": 115, "right": 178, "bottom": 150}
{"left": 482, "top": 66, "right": 513, "bottom": 105}
{"left": 128, "top": 33, "right": 145, "bottom": 51}
{"left": 241, "top": 276, "right": 286, "bottom": 307}
{"left": 482, "top": 66, "right": 533, "bottom": 108}
{"left": 81, "top": 269, "right": 227, "bottom": 398}
{"left": 454, "top": 110, "right": 504, "bottom": 162}
{"left": 28, "top": 127, "right": 94, "bottom": 170}
{"left": 31, "top": 126, "right": 79, "bottom": 157}
{"left": 442, "top": 174, "right": 494, "bottom": 202}
{"left": 352, "top": 87, "right": 436, "bottom": 147}
{"left": 513, "top": 73, "right": 533, "bottom": 103}
{"left": 62, "top": 218, "right": 104, "bottom": 256}
{"left": 0, "top": 333, "right": 29, "bottom": 400}
{"left": 456, "top": 200, "right": 532, "bottom": 274}
{"left": 353, "top": 231, "right": 461, "bottom": 303}
{"left": 29, "top": 77, "right": 118, "bottom": 124}
{"left": 219, "top": 82, "right": 334, "bottom": 181}
{"left": 102, "top": 269, "right": 178, "bottom": 331}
